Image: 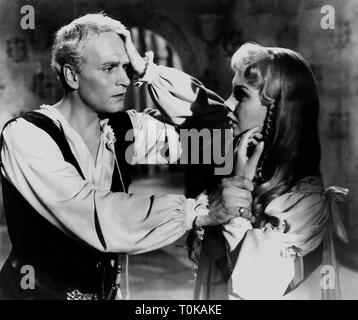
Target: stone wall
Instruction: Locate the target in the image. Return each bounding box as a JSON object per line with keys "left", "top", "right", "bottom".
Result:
{"left": 0, "top": 0, "right": 357, "bottom": 239}
{"left": 224, "top": 0, "right": 358, "bottom": 238}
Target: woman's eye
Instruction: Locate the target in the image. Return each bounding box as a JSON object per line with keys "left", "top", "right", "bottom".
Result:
{"left": 233, "top": 87, "right": 248, "bottom": 102}
{"left": 234, "top": 92, "right": 243, "bottom": 102}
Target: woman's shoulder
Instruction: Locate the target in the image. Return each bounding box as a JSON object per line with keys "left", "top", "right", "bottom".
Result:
{"left": 290, "top": 176, "right": 324, "bottom": 193}
{"left": 265, "top": 176, "right": 326, "bottom": 217}
{"left": 277, "top": 175, "right": 325, "bottom": 205}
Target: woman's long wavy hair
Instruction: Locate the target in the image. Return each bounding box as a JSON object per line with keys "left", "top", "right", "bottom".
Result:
{"left": 231, "top": 43, "right": 321, "bottom": 227}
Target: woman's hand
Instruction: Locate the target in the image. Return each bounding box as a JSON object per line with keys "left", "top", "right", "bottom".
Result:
{"left": 234, "top": 127, "right": 264, "bottom": 181}
{"left": 119, "top": 29, "right": 147, "bottom": 76}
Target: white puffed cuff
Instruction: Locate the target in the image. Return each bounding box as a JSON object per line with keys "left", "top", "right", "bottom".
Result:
{"left": 184, "top": 198, "right": 197, "bottom": 230}
{"left": 184, "top": 193, "right": 210, "bottom": 230}
{"left": 134, "top": 52, "right": 160, "bottom": 87}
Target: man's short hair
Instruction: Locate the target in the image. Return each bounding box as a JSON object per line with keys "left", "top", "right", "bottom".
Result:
{"left": 51, "top": 13, "right": 127, "bottom": 88}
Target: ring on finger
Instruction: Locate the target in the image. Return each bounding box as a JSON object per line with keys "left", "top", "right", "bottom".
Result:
{"left": 238, "top": 207, "right": 250, "bottom": 218}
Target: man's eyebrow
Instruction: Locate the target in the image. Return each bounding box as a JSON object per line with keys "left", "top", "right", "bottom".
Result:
{"left": 100, "top": 61, "right": 120, "bottom": 66}
{"left": 100, "top": 60, "right": 130, "bottom": 66}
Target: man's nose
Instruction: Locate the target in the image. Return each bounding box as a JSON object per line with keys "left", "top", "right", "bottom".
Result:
{"left": 225, "top": 95, "right": 237, "bottom": 112}
{"left": 115, "top": 68, "right": 130, "bottom": 87}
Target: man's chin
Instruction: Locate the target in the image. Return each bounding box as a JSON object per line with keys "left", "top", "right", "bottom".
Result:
{"left": 97, "top": 103, "right": 125, "bottom": 118}
{"left": 106, "top": 102, "right": 126, "bottom": 113}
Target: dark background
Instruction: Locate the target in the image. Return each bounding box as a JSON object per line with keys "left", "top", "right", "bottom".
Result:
{"left": 0, "top": 0, "right": 357, "bottom": 299}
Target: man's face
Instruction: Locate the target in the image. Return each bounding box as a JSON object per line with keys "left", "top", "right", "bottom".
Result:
{"left": 76, "top": 31, "right": 130, "bottom": 113}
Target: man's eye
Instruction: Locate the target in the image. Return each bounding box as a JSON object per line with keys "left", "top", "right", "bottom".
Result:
{"left": 103, "top": 66, "right": 114, "bottom": 73}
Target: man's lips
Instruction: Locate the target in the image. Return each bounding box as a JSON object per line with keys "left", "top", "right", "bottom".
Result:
{"left": 112, "top": 93, "right": 126, "bottom": 98}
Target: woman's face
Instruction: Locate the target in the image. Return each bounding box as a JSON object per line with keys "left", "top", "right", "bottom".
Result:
{"left": 225, "top": 70, "right": 267, "bottom": 135}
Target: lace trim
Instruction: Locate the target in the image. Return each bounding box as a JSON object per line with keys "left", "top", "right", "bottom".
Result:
{"left": 66, "top": 289, "right": 98, "bottom": 300}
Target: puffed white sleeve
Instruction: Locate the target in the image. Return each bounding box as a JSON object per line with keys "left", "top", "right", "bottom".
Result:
{"left": 226, "top": 189, "right": 329, "bottom": 299}
{"left": 0, "top": 119, "right": 198, "bottom": 254}
{"left": 126, "top": 109, "right": 182, "bottom": 165}
{"left": 137, "top": 62, "right": 230, "bottom": 129}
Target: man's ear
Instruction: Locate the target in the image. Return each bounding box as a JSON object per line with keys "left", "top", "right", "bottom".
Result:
{"left": 62, "top": 64, "right": 79, "bottom": 90}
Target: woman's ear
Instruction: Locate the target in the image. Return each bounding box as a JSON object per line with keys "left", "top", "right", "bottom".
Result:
{"left": 62, "top": 64, "right": 79, "bottom": 90}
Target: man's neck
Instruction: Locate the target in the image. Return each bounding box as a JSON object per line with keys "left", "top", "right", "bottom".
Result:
{"left": 54, "top": 94, "right": 100, "bottom": 138}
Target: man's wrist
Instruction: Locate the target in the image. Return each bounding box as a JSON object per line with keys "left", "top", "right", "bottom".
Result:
{"left": 193, "top": 215, "right": 205, "bottom": 229}
{"left": 235, "top": 176, "right": 254, "bottom": 192}
{"left": 134, "top": 59, "right": 159, "bottom": 87}
{"left": 137, "top": 59, "right": 148, "bottom": 77}
{"left": 138, "top": 51, "right": 153, "bottom": 76}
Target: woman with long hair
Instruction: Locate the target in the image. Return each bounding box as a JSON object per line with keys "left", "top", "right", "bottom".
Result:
{"left": 125, "top": 39, "right": 348, "bottom": 299}
{"left": 192, "top": 43, "right": 348, "bottom": 299}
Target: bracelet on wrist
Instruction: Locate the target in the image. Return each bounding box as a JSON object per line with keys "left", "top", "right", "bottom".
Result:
{"left": 193, "top": 216, "right": 202, "bottom": 229}
{"left": 193, "top": 216, "right": 205, "bottom": 241}
{"left": 138, "top": 59, "right": 149, "bottom": 78}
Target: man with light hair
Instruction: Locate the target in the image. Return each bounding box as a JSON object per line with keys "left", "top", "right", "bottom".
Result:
{"left": 0, "top": 13, "right": 243, "bottom": 300}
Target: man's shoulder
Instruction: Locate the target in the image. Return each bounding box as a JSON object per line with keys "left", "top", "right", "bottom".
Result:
{"left": 2, "top": 110, "right": 49, "bottom": 135}
{"left": 1, "top": 111, "right": 62, "bottom": 158}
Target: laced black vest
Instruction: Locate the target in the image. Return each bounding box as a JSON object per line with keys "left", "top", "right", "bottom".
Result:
{"left": 0, "top": 111, "right": 133, "bottom": 299}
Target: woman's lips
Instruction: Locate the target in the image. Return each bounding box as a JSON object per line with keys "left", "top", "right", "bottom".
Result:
{"left": 227, "top": 111, "right": 239, "bottom": 125}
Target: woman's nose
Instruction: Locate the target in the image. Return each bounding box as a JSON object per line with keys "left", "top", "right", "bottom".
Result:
{"left": 225, "top": 95, "right": 237, "bottom": 111}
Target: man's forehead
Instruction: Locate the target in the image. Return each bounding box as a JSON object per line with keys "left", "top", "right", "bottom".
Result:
{"left": 83, "top": 31, "right": 129, "bottom": 64}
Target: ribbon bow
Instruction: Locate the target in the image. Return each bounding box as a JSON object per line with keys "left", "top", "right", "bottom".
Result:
{"left": 324, "top": 186, "right": 349, "bottom": 244}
